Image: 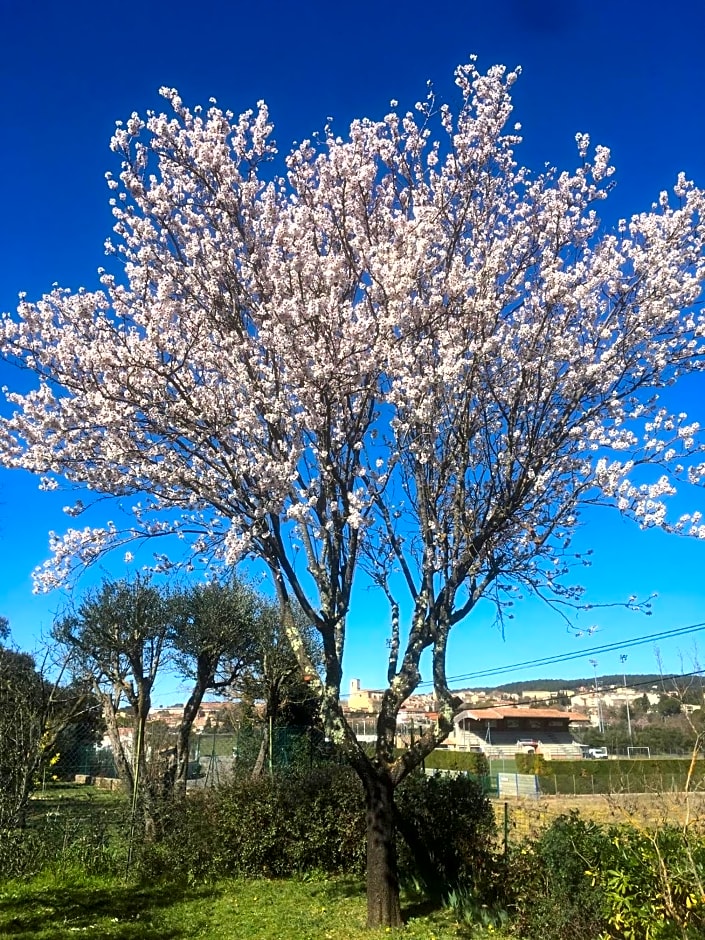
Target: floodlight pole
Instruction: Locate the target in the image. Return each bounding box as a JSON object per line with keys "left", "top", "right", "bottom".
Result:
{"left": 620, "top": 654, "right": 633, "bottom": 743}
{"left": 589, "top": 658, "right": 604, "bottom": 734}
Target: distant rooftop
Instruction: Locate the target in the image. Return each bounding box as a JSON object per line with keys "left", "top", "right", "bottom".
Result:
{"left": 457, "top": 706, "right": 590, "bottom": 722}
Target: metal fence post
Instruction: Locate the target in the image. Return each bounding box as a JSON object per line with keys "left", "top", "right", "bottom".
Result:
{"left": 504, "top": 801, "right": 509, "bottom": 855}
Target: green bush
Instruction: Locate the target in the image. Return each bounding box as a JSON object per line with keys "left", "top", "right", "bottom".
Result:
{"left": 139, "top": 765, "right": 367, "bottom": 881}
{"left": 506, "top": 811, "right": 610, "bottom": 940}
{"left": 395, "top": 771, "right": 499, "bottom": 903}
{"left": 515, "top": 753, "right": 546, "bottom": 775}
{"left": 505, "top": 811, "right": 705, "bottom": 940}
{"left": 587, "top": 824, "right": 705, "bottom": 939}
{"left": 424, "top": 749, "right": 490, "bottom": 775}
{"left": 140, "top": 763, "right": 502, "bottom": 910}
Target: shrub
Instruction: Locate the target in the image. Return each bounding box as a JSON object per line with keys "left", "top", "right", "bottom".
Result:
{"left": 141, "top": 763, "right": 502, "bottom": 909}
{"left": 506, "top": 811, "right": 610, "bottom": 940}
{"left": 395, "top": 771, "right": 499, "bottom": 903}
{"left": 424, "top": 749, "right": 490, "bottom": 776}
{"left": 515, "top": 753, "right": 546, "bottom": 775}
{"left": 587, "top": 824, "right": 705, "bottom": 939}
{"left": 505, "top": 811, "right": 705, "bottom": 940}
{"left": 139, "top": 765, "right": 367, "bottom": 881}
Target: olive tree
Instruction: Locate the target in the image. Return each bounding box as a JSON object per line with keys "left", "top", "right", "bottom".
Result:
{"left": 168, "top": 577, "right": 260, "bottom": 793}
{"left": 55, "top": 575, "right": 261, "bottom": 813}
{"left": 54, "top": 576, "right": 173, "bottom": 827}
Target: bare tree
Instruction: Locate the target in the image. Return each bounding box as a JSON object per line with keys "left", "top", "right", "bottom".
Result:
{"left": 0, "top": 623, "right": 92, "bottom": 830}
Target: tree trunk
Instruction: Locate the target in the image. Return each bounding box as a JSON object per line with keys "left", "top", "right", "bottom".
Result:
{"left": 363, "top": 768, "right": 403, "bottom": 929}
{"left": 13, "top": 755, "right": 40, "bottom": 830}
{"left": 172, "top": 664, "right": 212, "bottom": 796}
{"left": 251, "top": 721, "right": 269, "bottom": 778}
{"left": 172, "top": 722, "right": 191, "bottom": 795}
{"left": 171, "top": 689, "right": 203, "bottom": 796}
{"left": 100, "top": 694, "right": 135, "bottom": 793}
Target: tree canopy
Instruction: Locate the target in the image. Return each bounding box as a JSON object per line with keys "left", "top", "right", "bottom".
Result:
{"left": 2, "top": 59, "right": 705, "bottom": 925}
{"left": 54, "top": 574, "right": 263, "bottom": 806}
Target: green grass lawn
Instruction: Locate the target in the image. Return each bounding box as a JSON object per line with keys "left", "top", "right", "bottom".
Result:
{"left": 0, "top": 870, "right": 507, "bottom": 939}
{"left": 29, "top": 782, "right": 126, "bottom": 810}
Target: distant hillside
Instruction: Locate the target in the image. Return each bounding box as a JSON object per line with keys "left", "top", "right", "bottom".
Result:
{"left": 455, "top": 675, "right": 667, "bottom": 694}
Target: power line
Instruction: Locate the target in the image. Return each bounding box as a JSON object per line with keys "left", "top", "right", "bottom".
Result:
{"left": 417, "top": 620, "right": 705, "bottom": 687}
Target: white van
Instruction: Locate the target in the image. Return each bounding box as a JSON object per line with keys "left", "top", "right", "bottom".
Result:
{"left": 586, "top": 746, "right": 608, "bottom": 759}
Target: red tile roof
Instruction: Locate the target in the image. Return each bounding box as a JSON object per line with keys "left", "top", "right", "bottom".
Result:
{"left": 457, "top": 706, "right": 590, "bottom": 722}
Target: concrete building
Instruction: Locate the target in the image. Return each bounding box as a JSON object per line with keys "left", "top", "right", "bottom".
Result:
{"left": 448, "top": 706, "right": 590, "bottom": 759}
{"left": 346, "top": 678, "right": 385, "bottom": 713}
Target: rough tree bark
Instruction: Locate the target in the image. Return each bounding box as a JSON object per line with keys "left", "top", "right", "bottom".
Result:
{"left": 170, "top": 669, "right": 211, "bottom": 796}
{"left": 362, "top": 767, "right": 403, "bottom": 929}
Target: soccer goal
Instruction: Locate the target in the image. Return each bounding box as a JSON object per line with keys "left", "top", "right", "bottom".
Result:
{"left": 627, "top": 746, "right": 651, "bottom": 759}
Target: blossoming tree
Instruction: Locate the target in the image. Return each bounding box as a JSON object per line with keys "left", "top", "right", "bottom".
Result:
{"left": 2, "top": 60, "right": 705, "bottom": 925}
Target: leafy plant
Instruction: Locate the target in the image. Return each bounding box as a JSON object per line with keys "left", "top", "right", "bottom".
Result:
{"left": 505, "top": 809, "right": 705, "bottom": 940}
{"left": 586, "top": 824, "right": 705, "bottom": 939}
{"left": 395, "top": 771, "right": 499, "bottom": 904}
{"left": 506, "top": 811, "right": 610, "bottom": 940}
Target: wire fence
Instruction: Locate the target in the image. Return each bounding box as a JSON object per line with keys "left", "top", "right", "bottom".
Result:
{"left": 190, "top": 727, "right": 342, "bottom": 786}
{"left": 5, "top": 720, "right": 705, "bottom": 881}
{"left": 33, "top": 725, "right": 339, "bottom": 790}
{"left": 1, "top": 723, "right": 344, "bottom": 877}
{"left": 24, "top": 724, "right": 345, "bottom": 800}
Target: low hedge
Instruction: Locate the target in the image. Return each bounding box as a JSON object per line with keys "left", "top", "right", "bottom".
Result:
{"left": 424, "top": 749, "right": 490, "bottom": 775}
{"left": 138, "top": 764, "right": 499, "bottom": 892}
{"left": 515, "top": 752, "right": 702, "bottom": 774}
{"left": 516, "top": 756, "right": 703, "bottom": 795}
{"left": 537, "top": 757, "right": 702, "bottom": 777}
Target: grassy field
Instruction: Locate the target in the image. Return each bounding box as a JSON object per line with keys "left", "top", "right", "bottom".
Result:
{"left": 27, "top": 783, "right": 128, "bottom": 832}
{"left": 15, "top": 783, "right": 704, "bottom": 938}
{"left": 498, "top": 790, "right": 705, "bottom": 842}
{"left": 0, "top": 870, "right": 505, "bottom": 939}
{"left": 30, "top": 781, "right": 126, "bottom": 808}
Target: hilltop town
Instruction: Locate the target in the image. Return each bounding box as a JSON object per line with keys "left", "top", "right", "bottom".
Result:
{"left": 139, "top": 674, "right": 702, "bottom": 758}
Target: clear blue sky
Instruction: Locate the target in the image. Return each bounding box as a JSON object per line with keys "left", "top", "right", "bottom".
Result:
{"left": 1, "top": 1, "right": 705, "bottom": 703}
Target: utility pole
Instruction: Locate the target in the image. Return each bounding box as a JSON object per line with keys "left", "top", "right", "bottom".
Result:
{"left": 589, "top": 658, "right": 605, "bottom": 734}
{"left": 620, "top": 654, "right": 633, "bottom": 743}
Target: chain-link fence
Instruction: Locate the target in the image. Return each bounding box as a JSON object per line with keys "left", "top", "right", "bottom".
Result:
{"left": 0, "top": 722, "right": 341, "bottom": 878}
{"left": 186, "top": 726, "right": 341, "bottom": 786}
{"left": 5, "top": 712, "right": 705, "bottom": 883}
